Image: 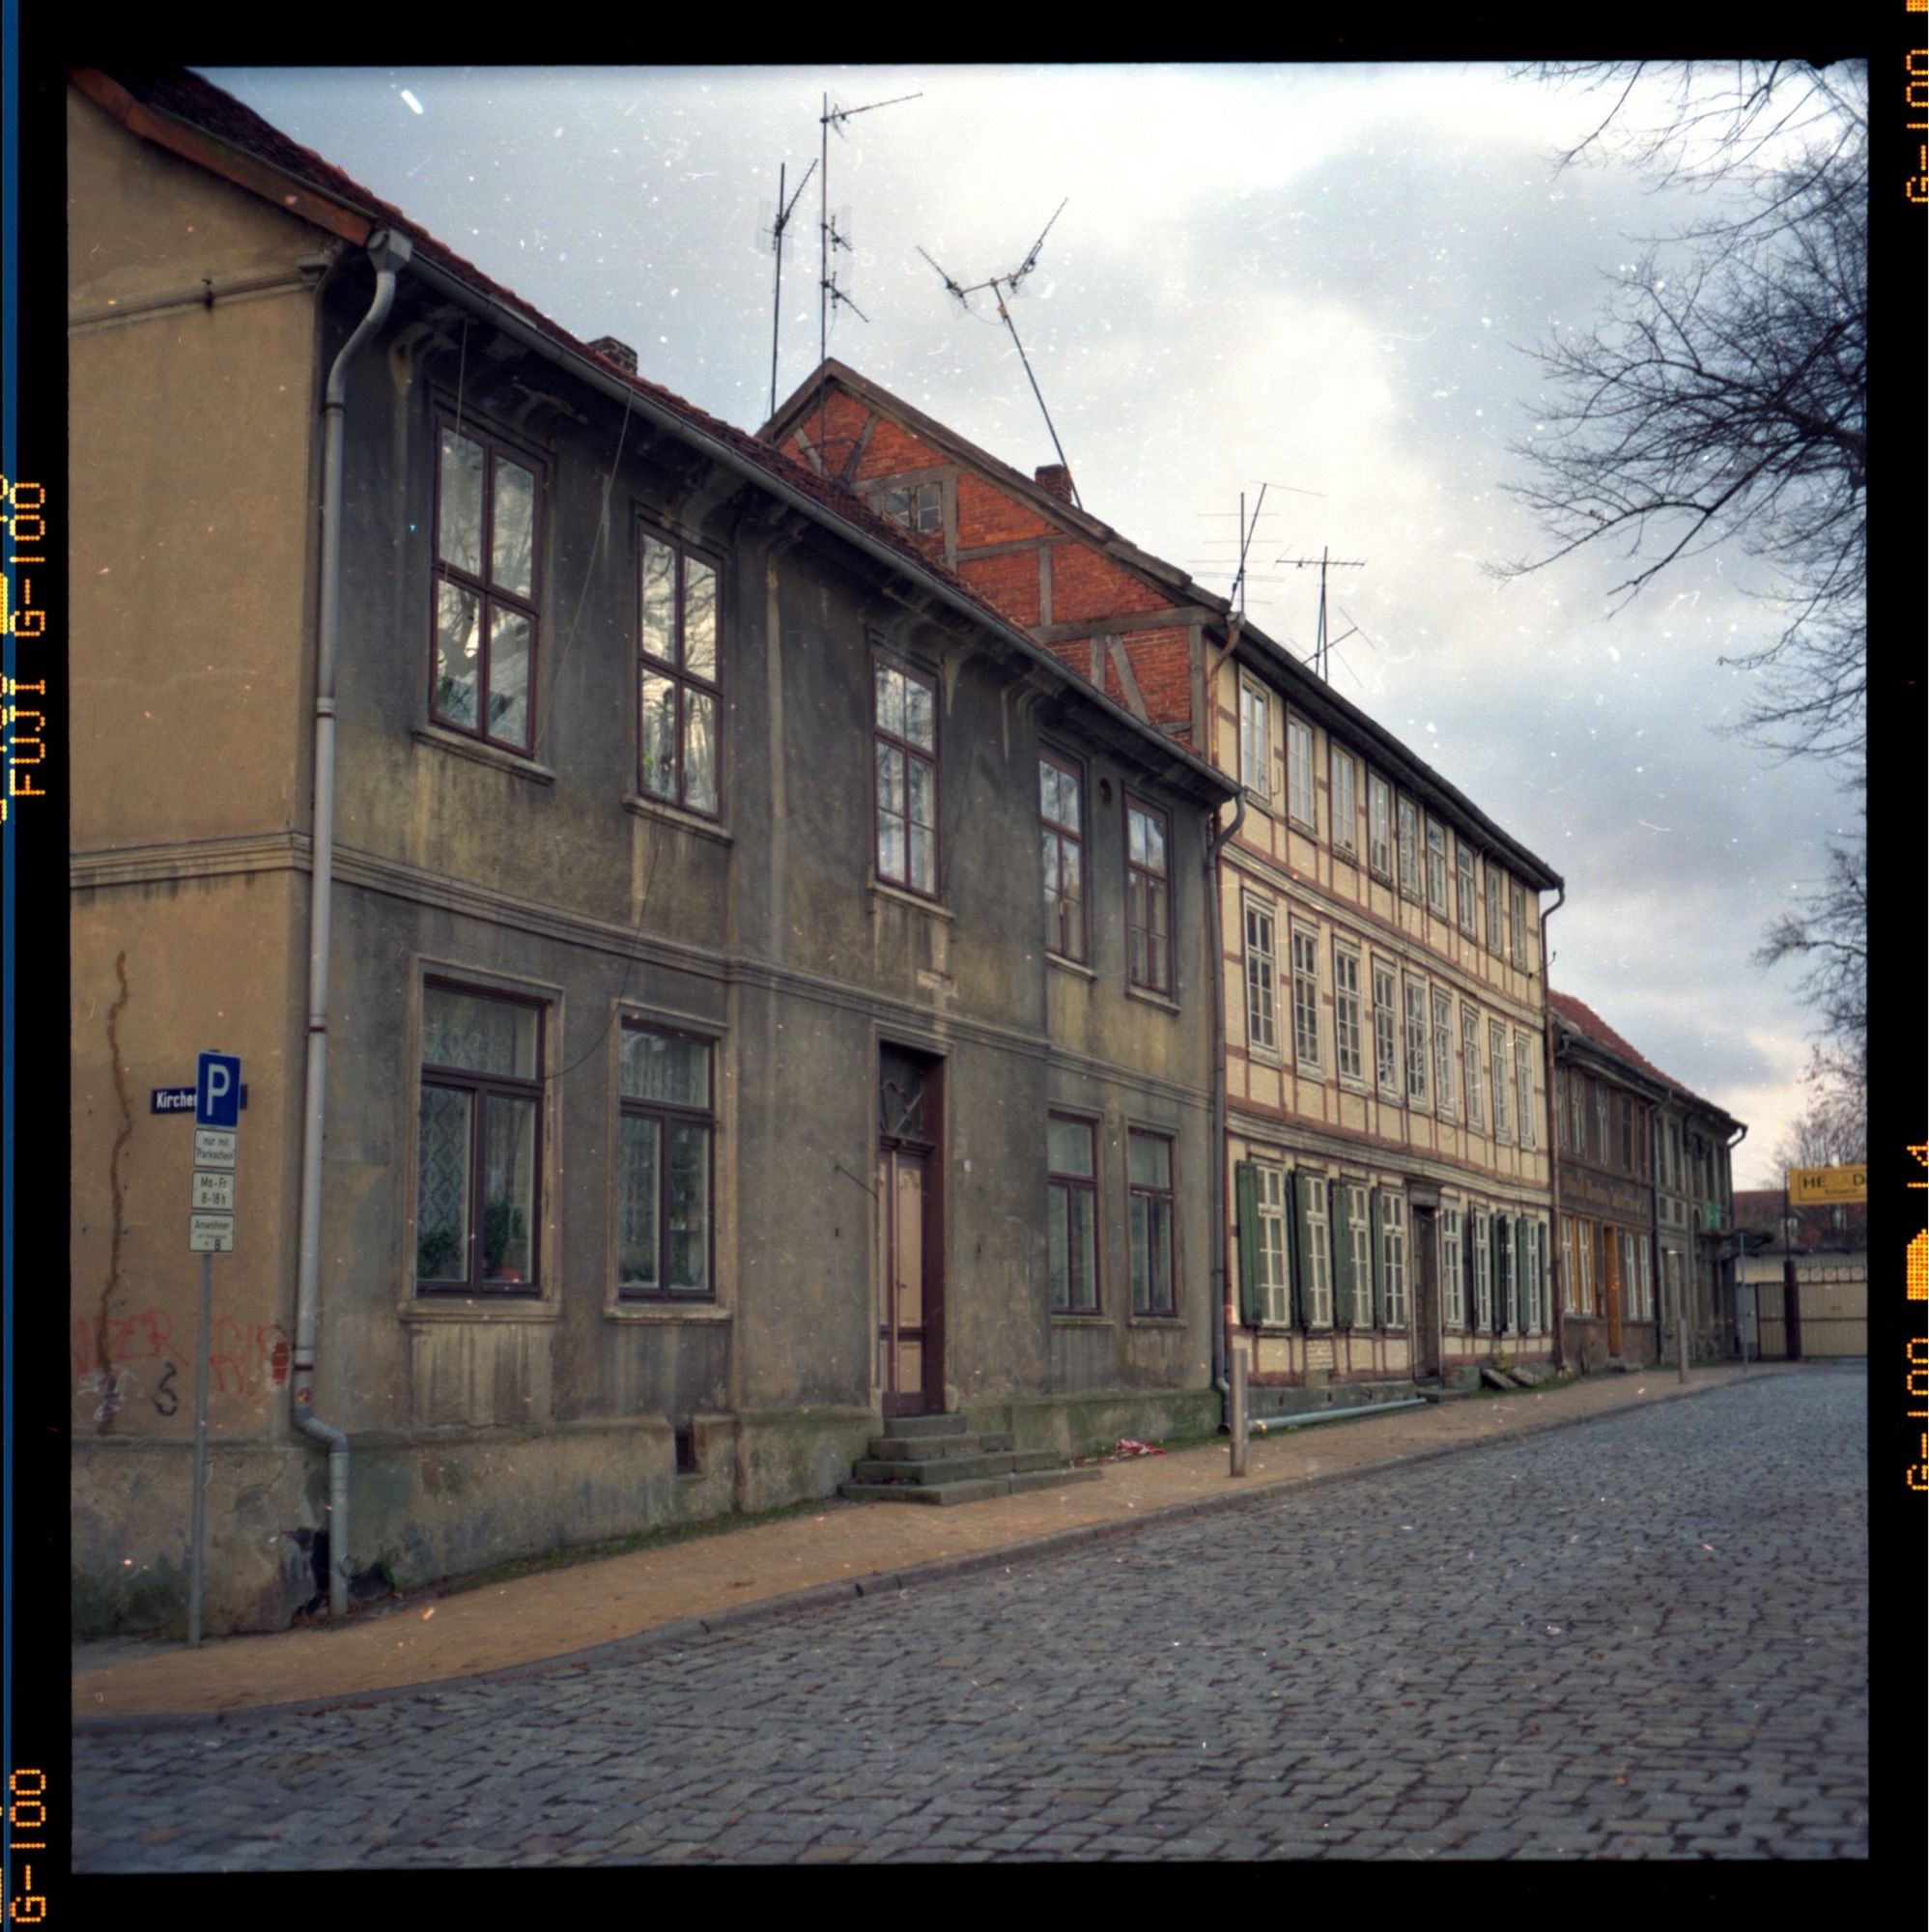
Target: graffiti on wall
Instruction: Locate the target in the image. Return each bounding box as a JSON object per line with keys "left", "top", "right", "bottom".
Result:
{"left": 72, "top": 1308, "right": 290, "bottom": 1418}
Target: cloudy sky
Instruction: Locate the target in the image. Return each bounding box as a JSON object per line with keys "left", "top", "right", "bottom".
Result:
{"left": 202, "top": 63, "right": 1861, "bottom": 1189}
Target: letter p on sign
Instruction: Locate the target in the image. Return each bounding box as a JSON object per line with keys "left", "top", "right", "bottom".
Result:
{"left": 196, "top": 1051, "right": 241, "bottom": 1129}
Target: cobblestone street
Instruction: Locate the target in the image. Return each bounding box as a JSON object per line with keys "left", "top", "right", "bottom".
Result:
{"left": 73, "top": 1367, "right": 1868, "bottom": 1866}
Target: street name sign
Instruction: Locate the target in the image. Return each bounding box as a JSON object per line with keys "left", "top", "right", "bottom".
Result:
{"left": 151, "top": 1087, "right": 196, "bottom": 1114}
{"left": 1787, "top": 1164, "right": 1867, "bottom": 1206}
{"left": 187, "top": 1213, "right": 235, "bottom": 1253}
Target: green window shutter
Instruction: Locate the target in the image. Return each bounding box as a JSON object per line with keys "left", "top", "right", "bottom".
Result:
{"left": 1494, "top": 1214, "right": 1511, "bottom": 1331}
{"left": 1370, "top": 1190, "right": 1386, "bottom": 1328}
{"left": 1234, "top": 1161, "right": 1262, "bottom": 1328}
{"left": 1291, "top": 1172, "right": 1314, "bottom": 1329}
{"left": 1333, "top": 1186, "right": 1354, "bottom": 1326}
{"left": 1463, "top": 1213, "right": 1478, "bottom": 1332}
{"left": 1518, "top": 1220, "right": 1534, "bottom": 1330}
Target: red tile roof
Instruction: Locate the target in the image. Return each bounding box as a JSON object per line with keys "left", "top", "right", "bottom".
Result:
{"left": 1547, "top": 988, "right": 1739, "bottom": 1126}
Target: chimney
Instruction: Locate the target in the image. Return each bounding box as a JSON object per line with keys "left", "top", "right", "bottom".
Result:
{"left": 588, "top": 335, "right": 638, "bottom": 375}
{"left": 1035, "top": 463, "right": 1075, "bottom": 504}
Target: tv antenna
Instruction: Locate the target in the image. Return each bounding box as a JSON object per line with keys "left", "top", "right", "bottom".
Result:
{"left": 763, "top": 156, "right": 817, "bottom": 421}
{"left": 917, "top": 199, "right": 1079, "bottom": 508}
{"left": 817, "top": 91, "right": 921, "bottom": 366}
{"left": 1275, "top": 545, "right": 1367, "bottom": 682}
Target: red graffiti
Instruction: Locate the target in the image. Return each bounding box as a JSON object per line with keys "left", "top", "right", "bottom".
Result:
{"left": 73, "top": 1309, "right": 291, "bottom": 1406}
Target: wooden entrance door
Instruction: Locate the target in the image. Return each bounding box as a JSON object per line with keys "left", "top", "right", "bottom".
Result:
{"left": 877, "top": 1044, "right": 941, "bottom": 1418}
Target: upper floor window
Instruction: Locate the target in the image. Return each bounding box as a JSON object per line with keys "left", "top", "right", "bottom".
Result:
{"left": 1333, "top": 943, "right": 1364, "bottom": 1083}
{"left": 1570, "top": 1071, "right": 1588, "bottom": 1154}
{"left": 1515, "top": 1034, "right": 1536, "bottom": 1148}
{"left": 1286, "top": 715, "right": 1316, "bottom": 830}
{"left": 1594, "top": 1090, "right": 1610, "bottom": 1164}
{"left": 1126, "top": 798, "right": 1173, "bottom": 997}
{"left": 1239, "top": 681, "right": 1270, "bottom": 799}
{"left": 1486, "top": 864, "right": 1505, "bottom": 956}
{"left": 1432, "top": 987, "right": 1456, "bottom": 1116}
{"left": 618, "top": 1024, "right": 715, "bottom": 1301}
{"left": 638, "top": 526, "right": 721, "bottom": 815}
{"left": 1372, "top": 957, "right": 1401, "bottom": 1102}
{"left": 1291, "top": 923, "right": 1321, "bottom": 1068}
{"left": 1047, "top": 1114, "right": 1099, "bottom": 1313}
{"left": 1404, "top": 976, "right": 1430, "bottom": 1104}
{"left": 1509, "top": 882, "right": 1529, "bottom": 969}
{"left": 1425, "top": 819, "right": 1449, "bottom": 914}
{"left": 416, "top": 981, "right": 543, "bottom": 1295}
{"left": 1457, "top": 842, "right": 1478, "bottom": 937}
{"left": 1490, "top": 1019, "right": 1512, "bottom": 1138}
{"left": 1331, "top": 747, "right": 1358, "bottom": 858}
{"left": 434, "top": 422, "right": 541, "bottom": 754}
{"left": 1244, "top": 898, "right": 1279, "bottom": 1054}
{"left": 1368, "top": 774, "right": 1393, "bottom": 882}
{"left": 1127, "top": 1129, "right": 1177, "bottom": 1315}
{"left": 874, "top": 653, "right": 940, "bottom": 896}
{"left": 879, "top": 478, "right": 945, "bottom": 533}
{"left": 1039, "top": 751, "right": 1087, "bottom": 963}
{"left": 1397, "top": 795, "right": 1421, "bottom": 899}
{"left": 1461, "top": 1003, "right": 1485, "bottom": 1128}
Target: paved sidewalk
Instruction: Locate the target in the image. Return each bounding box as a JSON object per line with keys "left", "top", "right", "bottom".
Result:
{"left": 72, "top": 1363, "right": 1795, "bottom": 1725}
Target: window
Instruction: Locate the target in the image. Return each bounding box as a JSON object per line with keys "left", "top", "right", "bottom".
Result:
{"left": 1286, "top": 714, "right": 1316, "bottom": 829}
{"left": 1345, "top": 1183, "right": 1373, "bottom": 1324}
{"left": 1333, "top": 944, "right": 1364, "bottom": 1083}
{"left": 1291, "top": 923, "right": 1321, "bottom": 1068}
{"left": 1379, "top": 1194, "right": 1408, "bottom": 1329}
{"left": 1594, "top": 1090, "right": 1609, "bottom": 1165}
{"left": 1509, "top": 882, "right": 1529, "bottom": 969}
{"left": 1301, "top": 1175, "right": 1334, "bottom": 1327}
{"left": 416, "top": 982, "right": 542, "bottom": 1295}
{"left": 1515, "top": 1035, "right": 1536, "bottom": 1148}
{"left": 617, "top": 1024, "right": 714, "bottom": 1300}
{"left": 1397, "top": 795, "right": 1420, "bottom": 898}
{"left": 874, "top": 653, "right": 939, "bottom": 896}
{"left": 1039, "top": 752, "right": 1086, "bottom": 962}
{"left": 1368, "top": 773, "right": 1393, "bottom": 880}
{"left": 1432, "top": 988, "right": 1456, "bottom": 1117}
{"left": 1442, "top": 1208, "right": 1465, "bottom": 1327}
{"left": 1331, "top": 747, "right": 1357, "bottom": 857}
{"left": 1561, "top": 1216, "right": 1579, "bottom": 1315}
{"left": 433, "top": 422, "right": 541, "bottom": 753}
{"left": 1244, "top": 899, "right": 1278, "bottom": 1054}
{"left": 1581, "top": 1219, "right": 1600, "bottom": 1315}
{"left": 1570, "top": 1072, "right": 1587, "bottom": 1156}
{"left": 1486, "top": 864, "right": 1504, "bottom": 956}
{"left": 1633, "top": 1234, "right": 1655, "bottom": 1320}
{"left": 1047, "top": 1115, "right": 1099, "bottom": 1312}
{"left": 1426, "top": 819, "right": 1449, "bottom": 914}
{"left": 1489, "top": 1020, "right": 1511, "bottom": 1138}
{"left": 1372, "top": 958, "right": 1401, "bottom": 1101}
{"left": 638, "top": 526, "right": 721, "bottom": 815}
{"left": 1128, "top": 1130, "right": 1176, "bottom": 1314}
{"left": 1555, "top": 1068, "right": 1571, "bottom": 1152}
{"left": 1126, "top": 799, "right": 1173, "bottom": 996}
{"left": 1239, "top": 681, "right": 1270, "bottom": 799}
{"left": 1473, "top": 1210, "right": 1492, "bottom": 1330}
{"left": 1461, "top": 1004, "right": 1485, "bottom": 1128}
{"left": 1523, "top": 1220, "right": 1544, "bottom": 1329}
{"left": 879, "top": 478, "right": 944, "bottom": 533}
{"left": 1457, "top": 842, "right": 1477, "bottom": 937}
{"left": 1404, "top": 977, "right": 1430, "bottom": 1104}
{"left": 1619, "top": 1094, "right": 1634, "bottom": 1173}
{"left": 1255, "top": 1161, "right": 1291, "bottom": 1325}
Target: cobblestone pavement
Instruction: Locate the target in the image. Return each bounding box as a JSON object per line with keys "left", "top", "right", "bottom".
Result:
{"left": 73, "top": 1367, "right": 1868, "bottom": 1866}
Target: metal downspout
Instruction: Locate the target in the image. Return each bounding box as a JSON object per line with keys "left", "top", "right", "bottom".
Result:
{"left": 1206, "top": 777, "right": 1247, "bottom": 1428}
{"left": 292, "top": 230, "right": 411, "bottom": 1619}
{"left": 1538, "top": 885, "right": 1567, "bottom": 1368}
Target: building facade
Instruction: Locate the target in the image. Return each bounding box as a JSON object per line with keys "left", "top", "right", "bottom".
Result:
{"left": 766, "top": 364, "right": 1565, "bottom": 1407}
{"left": 68, "top": 71, "right": 1236, "bottom": 1636}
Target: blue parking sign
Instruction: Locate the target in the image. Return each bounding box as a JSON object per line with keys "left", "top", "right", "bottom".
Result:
{"left": 196, "top": 1051, "right": 241, "bottom": 1129}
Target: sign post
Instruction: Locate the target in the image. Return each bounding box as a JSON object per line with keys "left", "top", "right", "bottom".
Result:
{"left": 186, "top": 1051, "right": 241, "bottom": 1648}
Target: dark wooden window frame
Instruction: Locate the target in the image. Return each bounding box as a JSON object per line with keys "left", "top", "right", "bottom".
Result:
{"left": 1047, "top": 1110, "right": 1101, "bottom": 1313}
{"left": 1125, "top": 793, "right": 1174, "bottom": 999}
{"left": 616, "top": 1021, "right": 717, "bottom": 1303}
{"left": 1039, "top": 745, "right": 1088, "bottom": 964}
{"left": 416, "top": 979, "right": 545, "bottom": 1298}
{"left": 636, "top": 519, "right": 724, "bottom": 819}
{"left": 1127, "top": 1126, "right": 1178, "bottom": 1316}
{"left": 430, "top": 414, "right": 545, "bottom": 756}
{"left": 871, "top": 644, "right": 942, "bottom": 899}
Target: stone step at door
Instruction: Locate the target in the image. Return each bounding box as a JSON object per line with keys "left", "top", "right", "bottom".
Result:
{"left": 838, "top": 1416, "right": 1103, "bottom": 1506}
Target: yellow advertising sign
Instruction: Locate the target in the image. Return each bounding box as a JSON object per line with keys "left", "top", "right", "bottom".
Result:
{"left": 1787, "top": 1164, "right": 1868, "bottom": 1206}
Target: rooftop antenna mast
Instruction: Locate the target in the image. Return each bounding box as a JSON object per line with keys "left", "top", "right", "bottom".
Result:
{"left": 1228, "top": 485, "right": 1267, "bottom": 618}
{"left": 1275, "top": 545, "right": 1367, "bottom": 681}
{"left": 765, "top": 156, "right": 817, "bottom": 422}
{"left": 917, "top": 199, "right": 1079, "bottom": 509}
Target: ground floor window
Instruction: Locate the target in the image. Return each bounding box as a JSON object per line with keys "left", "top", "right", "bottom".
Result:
{"left": 1047, "top": 1114, "right": 1100, "bottom": 1311}
{"left": 416, "top": 981, "right": 543, "bottom": 1294}
{"left": 1345, "top": 1183, "right": 1374, "bottom": 1326}
{"left": 1300, "top": 1174, "right": 1334, "bottom": 1328}
{"left": 617, "top": 1023, "right": 714, "bottom": 1299}
{"left": 1254, "top": 1161, "right": 1291, "bottom": 1325}
{"left": 1128, "top": 1130, "right": 1176, "bottom": 1314}
{"left": 1473, "top": 1210, "right": 1492, "bottom": 1330}
{"left": 1378, "top": 1192, "right": 1408, "bottom": 1329}
{"left": 1442, "top": 1208, "right": 1465, "bottom": 1327}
